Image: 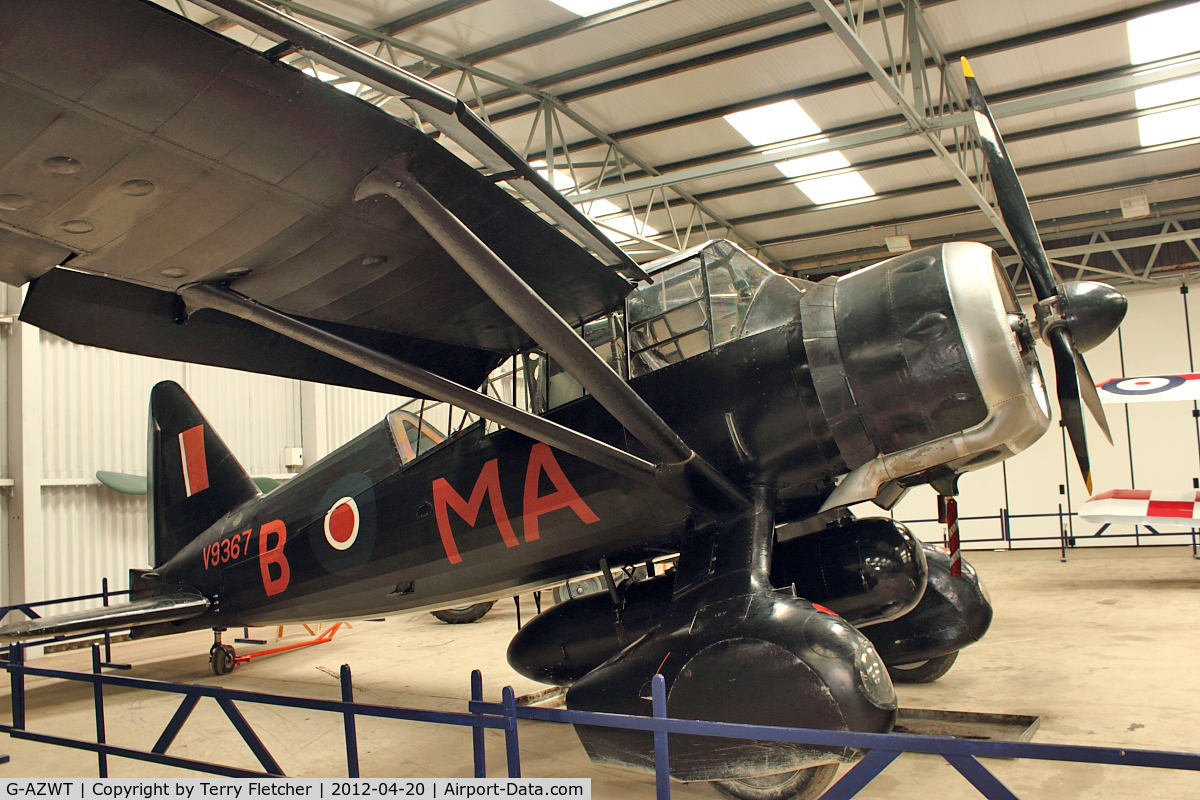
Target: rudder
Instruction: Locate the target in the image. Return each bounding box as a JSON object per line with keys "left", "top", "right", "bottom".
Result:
{"left": 148, "top": 381, "right": 258, "bottom": 567}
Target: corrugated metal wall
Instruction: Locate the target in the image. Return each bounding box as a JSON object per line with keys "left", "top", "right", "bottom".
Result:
{"left": 323, "top": 384, "right": 409, "bottom": 453}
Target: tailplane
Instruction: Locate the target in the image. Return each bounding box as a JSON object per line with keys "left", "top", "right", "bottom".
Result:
{"left": 148, "top": 381, "right": 258, "bottom": 567}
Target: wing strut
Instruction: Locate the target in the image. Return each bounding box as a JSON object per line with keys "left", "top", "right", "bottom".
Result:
{"left": 355, "top": 156, "right": 750, "bottom": 517}
{"left": 178, "top": 284, "right": 657, "bottom": 488}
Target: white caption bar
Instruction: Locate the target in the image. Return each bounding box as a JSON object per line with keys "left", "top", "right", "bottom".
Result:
{"left": 2, "top": 781, "right": 590, "bottom": 800}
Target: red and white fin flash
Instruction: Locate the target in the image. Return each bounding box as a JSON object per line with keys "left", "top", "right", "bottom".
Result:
{"left": 178, "top": 424, "right": 209, "bottom": 497}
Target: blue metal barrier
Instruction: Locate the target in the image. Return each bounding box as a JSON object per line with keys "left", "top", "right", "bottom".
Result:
{"left": 0, "top": 644, "right": 515, "bottom": 779}
{"left": 2, "top": 654, "right": 1200, "bottom": 798}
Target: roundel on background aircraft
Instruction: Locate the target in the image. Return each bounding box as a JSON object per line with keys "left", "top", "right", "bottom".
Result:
{"left": 1098, "top": 375, "right": 1185, "bottom": 396}
{"left": 311, "top": 473, "right": 376, "bottom": 572}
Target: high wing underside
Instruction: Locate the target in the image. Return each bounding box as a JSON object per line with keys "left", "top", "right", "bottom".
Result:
{"left": 0, "top": 0, "right": 634, "bottom": 392}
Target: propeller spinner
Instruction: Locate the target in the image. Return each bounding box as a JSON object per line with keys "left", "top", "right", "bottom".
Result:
{"left": 962, "top": 57, "right": 1128, "bottom": 493}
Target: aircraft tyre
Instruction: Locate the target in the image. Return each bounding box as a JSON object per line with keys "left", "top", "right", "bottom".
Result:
{"left": 887, "top": 650, "right": 958, "bottom": 683}
{"left": 430, "top": 601, "right": 495, "bottom": 624}
{"left": 210, "top": 644, "right": 236, "bottom": 676}
{"left": 711, "top": 764, "right": 839, "bottom": 800}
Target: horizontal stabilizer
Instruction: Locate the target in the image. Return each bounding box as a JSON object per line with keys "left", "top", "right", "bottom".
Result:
{"left": 1081, "top": 489, "right": 1200, "bottom": 530}
{"left": 0, "top": 593, "right": 209, "bottom": 643}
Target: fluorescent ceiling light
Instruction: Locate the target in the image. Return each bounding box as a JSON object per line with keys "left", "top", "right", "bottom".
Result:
{"left": 1127, "top": 2, "right": 1200, "bottom": 145}
{"left": 795, "top": 172, "right": 875, "bottom": 205}
{"left": 546, "top": 0, "right": 628, "bottom": 17}
{"left": 1126, "top": 2, "right": 1200, "bottom": 64}
{"left": 724, "top": 100, "right": 822, "bottom": 146}
{"left": 1137, "top": 104, "right": 1200, "bottom": 146}
{"left": 530, "top": 161, "right": 657, "bottom": 243}
{"left": 723, "top": 101, "right": 875, "bottom": 204}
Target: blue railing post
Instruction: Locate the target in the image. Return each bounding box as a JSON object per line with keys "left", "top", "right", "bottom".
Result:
{"left": 471, "top": 670, "right": 487, "bottom": 778}
{"left": 91, "top": 645, "right": 108, "bottom": 777}
{"left": 340, "top": 664, "right": 360, "bottom": 778}
{"left": 8, "top": 643, "right": 25, "bottom": 730}
{"left": 651, "top": 674, "right": 670, "bottom": 800}
{"left": 502, "top": 686, "right": 521, "bottom": 778}
{"left": 102, "top": 578, "right": 113, "bottom": 665}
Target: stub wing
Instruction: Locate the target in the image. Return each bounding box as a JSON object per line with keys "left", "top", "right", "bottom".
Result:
{"left": 0, "top": 593, "right": 210, "bottom": 643}
{"left": 1081, "top": 489, "right": 1200, "bottom": 529}
{"left": 1096, "top": 374, "right": 1200, "bottom": 404}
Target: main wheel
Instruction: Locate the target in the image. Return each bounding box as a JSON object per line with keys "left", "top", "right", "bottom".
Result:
{"left": 712, "top": 764, "right": 839, "bottom": 800}
{"left": 430, "top": 601, "right": 495, "bottom": 624}
{"left": 210, "top": 644, "right": 236, "bottom": 676}
{"left": 887, "top": 650, "right": 959, "bottom": 683}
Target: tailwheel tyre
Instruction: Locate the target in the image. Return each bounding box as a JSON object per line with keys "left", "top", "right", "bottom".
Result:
{"left": 430, "top": 601, "right": 495, "bottom": 624}
{"left": 210, "top": 644, "right": 236, "bottom": 676}
{"left": 888, "top": 650, "right": 959, "bottom": 684}
{"left": 712, "top": 764, "right": 839, "bottom": 800}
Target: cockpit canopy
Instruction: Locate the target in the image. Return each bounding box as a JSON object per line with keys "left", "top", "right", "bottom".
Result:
{"left": 627, "top": 241, "right": 776, "bottom": 377}
{"left": 534, "top": 241, "right": 782, "bottom": 411}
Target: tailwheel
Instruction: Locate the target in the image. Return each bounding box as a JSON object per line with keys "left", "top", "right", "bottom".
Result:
{"left": 887, "top": 650, "right": 959, "bottom": 684}
{"left": 210, "top": 643, "right": 237, "bottom": 676}
{"left": 712, "top": 764, "right": 839, "bottom": 800}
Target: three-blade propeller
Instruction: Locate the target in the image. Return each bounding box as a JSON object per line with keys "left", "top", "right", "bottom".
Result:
{"left": 962, "top": 58, "right": 1128, "bottom": 493}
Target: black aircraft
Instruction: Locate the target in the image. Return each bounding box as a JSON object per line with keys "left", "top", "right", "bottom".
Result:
{"left": 0, "top": 2, "right": 1128, "bottom": 797}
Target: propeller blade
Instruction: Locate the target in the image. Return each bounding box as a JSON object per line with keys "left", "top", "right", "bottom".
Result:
{"left": 1074, "top": 348, "right": 1113, "bottom": 445}
{"left": 961, "top": 57, "right": 1058, "bottom": 302}
{"left": 1047, "top": 326, "right": 1092, "bottom": 494}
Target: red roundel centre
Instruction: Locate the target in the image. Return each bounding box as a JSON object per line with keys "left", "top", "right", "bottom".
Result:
{"left": 324, "top": 497, "right": 360, "bottom": 551}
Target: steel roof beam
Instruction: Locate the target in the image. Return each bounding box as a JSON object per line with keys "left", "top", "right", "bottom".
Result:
{"left": 561, "top": 46, "right": 1200, "bottom": 203}
{"left": 473, "top": 0, "right": 952, "bottom": 110}
{"left": 516, "top": 0, "right": 1198, "bottom": 152}
{"left": 596, "top": 94, "right": 1200, "bottom": 218}
{"left": 716, "top": 136, "right": 1200, "bottom": 229}
{"left": 781, "top": 178, "right": 1200, "bottom": 276}
{"left": 437, "top": 2, "right": 828, "bottom": 98}
{"left": 425, "top": 0, "right": 684, "bottom": 78}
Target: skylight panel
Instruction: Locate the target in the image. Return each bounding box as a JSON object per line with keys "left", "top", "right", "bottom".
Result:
{"left": 723, "top": 101, "right": 875, "bottom": 205}
{"left": 1127, "top": 2, "right": 1200, "bottom": 64}
{"left": 724, "top": 101, "right": 822, "bottom": 146}
{"left": 1138, "top": 104, "right": 1200, "bottom": 146}
{"left": 794, "top": 173, "right": 875, "bottom": 205}
{"left": 1128, "top": 2, "right": 1200, "bottom": 146}
{"left": 547, "top": 0, "right": 629, "bottom": 17}
{"left": 529, "top": 161, "right": 656, "bottom": 243}
{"left": 1135, "top": 74, "right": 1200, "bottom": 109}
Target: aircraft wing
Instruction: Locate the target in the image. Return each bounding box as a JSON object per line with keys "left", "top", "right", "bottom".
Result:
{"left": 0, "top": 593, "right": 210, "bottom": 643}
{"left": 1081, "top": 489, "right": 1200, "bottom": 529}
{"left": 0, "top": 0, "right": 635, "bottom": 394}
{"left": 1096, "top": 374, "right": 1200, "bottom": 404}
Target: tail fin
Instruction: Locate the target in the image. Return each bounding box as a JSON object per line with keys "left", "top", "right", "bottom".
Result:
{"left": 148, "top": 381, "right": 258, "bottom": 567}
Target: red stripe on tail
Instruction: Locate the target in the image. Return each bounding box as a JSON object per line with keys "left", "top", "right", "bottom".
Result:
{"left": 179, "top": 424, "right": 209, "bottom": 497}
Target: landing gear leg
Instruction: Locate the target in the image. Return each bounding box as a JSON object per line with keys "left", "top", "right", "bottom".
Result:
{"left": 209, "top": 628, "right": 237, "bottom": 676}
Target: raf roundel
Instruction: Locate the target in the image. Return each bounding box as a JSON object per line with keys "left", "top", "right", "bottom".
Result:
{"left": 324, "top": 497, "right": 360, "bottom": 551}
{"left": 1099, "top": 375, "right": 1185, "bottom": 396}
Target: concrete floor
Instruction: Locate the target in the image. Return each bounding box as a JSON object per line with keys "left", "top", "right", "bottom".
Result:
{"left": 2, "top": 545, "right": 1200, "bottom": 798}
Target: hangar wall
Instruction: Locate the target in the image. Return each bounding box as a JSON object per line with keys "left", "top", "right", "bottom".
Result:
{"left": 2, "top": 278, "right": 1198, "bottom": 611}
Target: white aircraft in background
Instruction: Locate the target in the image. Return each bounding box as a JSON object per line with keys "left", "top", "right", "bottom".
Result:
{"left": 1082, "top": 373, "right": 1200, "bottom": 531}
